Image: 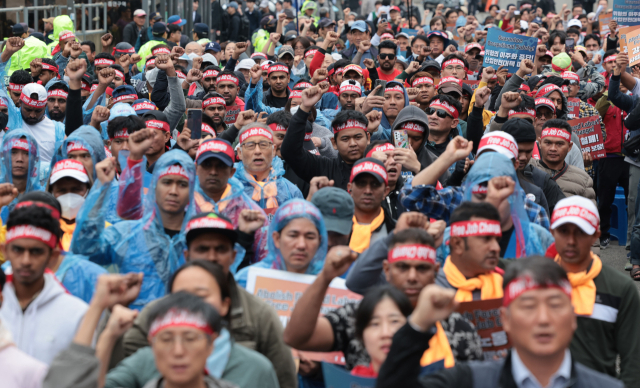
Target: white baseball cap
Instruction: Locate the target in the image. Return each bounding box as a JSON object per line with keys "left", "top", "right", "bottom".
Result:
{"left": 234, "top": 58, "right": 255, "bottom": 71}
{"left": 567, "top": 19, "right": 582, "bottom": 29}
{"left": 134, "top": 9, "right": 147, "bottom": 17}
{"left": 22, "top": 83, "right": 47, "bottom": 100}
{"left": 477, "top": 131, "right": 519, "bottom": 160}
{"left": 551, "top": 196, "right": 600, "bottom": 235}
{"left": 49, "top": 159, "right": 90, "bottom": 185}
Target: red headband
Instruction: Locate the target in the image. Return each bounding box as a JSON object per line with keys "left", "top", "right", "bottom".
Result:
{"left": 333, "top": 119, "right": 367, "bottom": 134}
{"left": 202, "top": 123, "right": 216, "bottom": 136}
{"left": 90, "top": 84, "right": 98, "bottom": 93}
{"left": 81, "top": 81, "right": 91, "bottom": 91}
{"left": 472, "top": 184, "right": 487, "bottom": 195}
{"left": 114, "top": 69, "right": 125, "bottom": 80}
{"left": 185, "top": 216, "right": 234, "bottom": 234}
{"left": 146, "top": 58, "right": 156, "bottom": 67}
{"left": 429, "top": 100, "right": 459, "bottom": 119}
{"left": 437, "top": 76, "right": 463, "bottom": 88}
{"left": 20, "top": 93, "right": 46, "bottom": 109}
{"left": 6, "top": 225, "right": 57, "bottom": 249}
{"left": 508, "top": 108, "right": 535, "bottom": 118}
{"left": 48, "top": 89, "right": 68, "bottom": 99}
{"left": 203, "top": 69, "right": 220, "bottom": 79}
{"left": 365, "top": 142, "right": 394, "bottom": 157}
{"left": 8, "top": 83, "right": 24, "bottom": 92}
{"left": 268, "top": 123, "right": 287, "bottom": 132}
{"left": 562, "top": 71, "right": 579, "bottom": 82}
{"left": 239, "top": 127, "right": 273, "bottom": 143}
{"left": 551, "top": 204, "right": 599, "bottom": 230}
{"left": 112, "top": 46, "right": 136, "bottom": 55}
{"left": 442, "top": 58, "right": 465, "bottom": 69}
{"left": 149, "top": 309, "right": 214, "bottom": 337}
{"left": 67, "top": 141, "right": 88, "bottom": 154}
{"left": 297, "top": 82, "right": 313, "bottom": 89}
{"left": 217, "top": 74, "right": 239, "bottom": 85}
{"left": 290, "top": 90, "right": 303, "bottom": 99}
{"left": 350, "top": 161, "right": 388, "bottom": 184}
{"left": 343, "top": 65, "right": 362, "bottom": 75}
{"left": 268, "top": 64, "right": 289, "bottom": 74}
{"left": 304, "top": 49, "right": 319, "bottom": 58}
{"left": 536, "top": 84, "right": 561, "bottom": 98}
{"left": 59, "top": 31, "right": 75, "bottom": 41}
{"left": 340, "top": 84, "right": 361, "bottom": 95}
{"left": 159, "top": 164, "right": 190, "bottom": 180}
{"left": 604, "top": 55, "right": 617, "bottom": 63}
{"left": 114, "top": 93, "right": 137, "bottom": 103}
{"left": 541, "top": 127, "right": 571, "bottom": 142}
{"left": 196, "top": 140, "right": 235, "bottom": 162}
{"left": 113, "top": 129, "right": 129, "bottom": 139}
{"left": 503, "top": 275, "right": 572, "bottom": 307}
{"left": 176, "top": 71, "right": 187, "bottom": 79}
{"left": 95, "top": 58, "right": 115, "bottom": 66}
{"left": 133, "top": 102, "right": 156, "bottom": 111}
{"left": 412, "top": 77, "right": 433, "bottom": 87}
{"left": 400, "top": 122, "right": 425, "bottom": 133}
{"left": 203, "top": 96, "right": 226, "bottom": 108}
{"left": 450, "top": 220, "right": 502, "bottom": 238}
{"left": 478, "top": 134, "right": 518, "bottom": 159}
{"left": 152, "top": 47, "right": 171, "bottom": 55}
{"left": 41, "top": 63, "right": 59, "bottom": 74}
{"left": 10, "top": 139, "right": 30, "bottom": 152}
{"left": 380, "top": 33, "right": 394, "bottom": 39}
{"left": 14, "top": 201, "right": 60, "bottom": 220}
{"left": 385, "top": 85, "right": 404, "bottom": 94}
{"left": 387, "top": 244, "right": 436, "bottom": 264}
{"left": 146, "top": 119, "right": 171, "bottom": 132}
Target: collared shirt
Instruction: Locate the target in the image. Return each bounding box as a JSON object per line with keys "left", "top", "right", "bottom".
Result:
{"left": 511, "top": 349, "right": 571, "bottom": 388}
{"left": 400, "top": 183, "right": 551, "bottom": 230}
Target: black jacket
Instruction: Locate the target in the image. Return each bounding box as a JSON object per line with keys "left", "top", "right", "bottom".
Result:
{"left": 225, "top": 12, "right": 242, "bottom": 42}
{"left": 523, "top": 164, "right": 566, "bottom": 212}
{"left": 211, "top": 1, "right": 224, "bottom": 33}
{"left": 376, "top": 323, "right": 625, "bottom": 388}
{"left": 122, "top": 21, "right": 141, "bottom": 47}
{"left": 382, "top": 175, "right": 406, "bottom": 222}
{"left": 65, "top": 88, "right": 84, "bottom": 136}
{"left": 263, "top": 87, "right": 290, "bottom": 109}
{"left": 281, "top": 109, "right": 355, "bottom": 190}
{"left": 283, "top": 160, "right": 310, "bottom": 198}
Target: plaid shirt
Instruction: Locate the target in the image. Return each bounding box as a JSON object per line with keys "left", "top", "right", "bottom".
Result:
{"left": 401, "top": 183, "right": 550, "bottom": 230}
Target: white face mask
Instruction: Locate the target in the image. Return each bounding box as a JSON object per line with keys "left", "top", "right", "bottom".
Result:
{"left": 57, "top": 193, "right": 86, "bottom": 220}
{"left": 348, "top": 21, "right": 354, "bottom": 27}
{"left": 290, "top": 106, "right": 300, "bottom": 115}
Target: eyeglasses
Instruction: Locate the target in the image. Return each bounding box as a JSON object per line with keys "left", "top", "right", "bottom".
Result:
{"left": 427, "top": 108, "right": 452, "bottom": 119}
{"left": 152, "top": 331, "right": 209, "bottom": 352}
{"left": 379, "top": 53, "right": 396, "bottom": 60}
{"left": 242, "top": 141, "right": 273, "bottom": 150}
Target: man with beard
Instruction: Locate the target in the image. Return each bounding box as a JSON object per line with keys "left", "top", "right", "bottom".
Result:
{"left": 46, "top": 82, "right": 68, "bottom": 122}
{"left": 7, "top": 70, "right": 31, "bottom": 106}
{"left": 202, "top": 92, "right": 230, "bottom": 134}
{"left": 410, "top": 73, "right": 436, "bottom": 111}
{"left": 263, "top": 62, "right": 290, "bottom": 108}
{"left": 216, "top": 71, "right": 245, "bottom": 125}
{"left": 376, "top": 40, "right": 401, "bottom": 82}
{"left": 338, "top": 80, "right": 360, "bottom": 111}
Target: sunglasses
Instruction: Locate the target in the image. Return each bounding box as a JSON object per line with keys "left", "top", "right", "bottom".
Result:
{"left": 379, "top": 53, "right": 396, "bottom": 60}
{"left": 427, "top": 108, "right": 452, "bottom": 119}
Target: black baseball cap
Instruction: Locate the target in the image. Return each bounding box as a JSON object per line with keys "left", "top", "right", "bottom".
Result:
{"left": 195, "top": 139, "right": 235, "bottom": 167}
{"left": 152, "top": 22, "right": 168, "bottom": 35}
{"left": 193, "top": 23, "right": 209, "bottom": 34}
{"left": 311, "top": 187, "right": 354, "bottom": 235}
{"left": 350, "top": 157, "right": 388, "bottom": 184}
{"left": 185, "top": 212, "right": 238, "bottom": 246}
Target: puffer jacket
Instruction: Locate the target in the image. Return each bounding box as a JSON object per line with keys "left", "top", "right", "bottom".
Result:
{"left": 529, "top": 158, "right": 596, "bottom": 203}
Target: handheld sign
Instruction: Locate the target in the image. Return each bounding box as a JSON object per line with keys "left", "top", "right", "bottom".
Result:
{"left": 568, "top": 116, "right": 607, "bottom": 160}
{"left": 620, "top": 26, "right": 640, "bottom": 66}
{"left": 457, "top": 298, "right": 510, "bottom": 360}
{"left": 567, "top": 97, "right": 580, "bottom": 119}
{"left": 482, "top": 28, "right": 538, "bottom": 74}
{"left": 614, "top": 0, "right": 640, "bottom": 26}
{"left": 599, "top": 12, "right": 613, "bottom": 35}
{"left": 246, "top": 267, "right": 362, "bottom": 364}
{"left": 401, "top": 28, "right": 418, "bottom": 37}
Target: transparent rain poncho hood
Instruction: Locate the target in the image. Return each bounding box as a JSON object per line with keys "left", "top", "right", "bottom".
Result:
{"left": 235, "top": 199, "right": 328, "bottom": 288}
{"left": 44, "top": 78, "right": 69, "bottom": 122}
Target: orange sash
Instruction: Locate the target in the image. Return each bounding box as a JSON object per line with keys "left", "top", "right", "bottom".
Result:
{"left": 420, "top": 321, "right": 455, "bottom": 368}
{"left": 249, "top": 174, "right": 279, "bottom": 209}
{"left": 195, "top": 184, "right": 232, "bottom": 213}
{"left": 443, "top": 257, "right": 503, "bottom": 302}
{"left": 349, "top": 209, "right": 385, "bottom": 253}
{"left": 554, "top": 252, "right": 602, "bottom": 315}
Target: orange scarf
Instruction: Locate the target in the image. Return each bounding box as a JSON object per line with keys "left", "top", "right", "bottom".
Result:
{"left": 249, "top": 173, "right": 279, "bottom": 209}
{"left": 349, "top": 209, "right": 385, "bottom": 253}
{"left": 195, "top": 184, "right": 232, "bottom": 213}
{"left": 443, "top": 257, "right": 503, "bottom": 302}
{"left": 554, "top": 252, "right": 602, "bottom": 316}
{"left": 59, "top": 220, "right": 111, "bottom": 252}
{"left": 420, "top": 321, "right": 455, "bottom": 368}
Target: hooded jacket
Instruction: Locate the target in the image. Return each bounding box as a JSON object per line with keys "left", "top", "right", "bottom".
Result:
{"left": 235, "top": 199, "right": 328, "bottom": 288}
{"left": 8, "top": 36, "right": 49, "bottom": 76}
{"left": 371, "top": 80, "right": 410, "bottom": 140}
{"left": 71, "top": 150, "right": 197, "bottom": 310}
{"left": 0, "top": 272, "right": 88, "bottom": 364}
{"left": 46, "top": 15, "right": 75, "bottom": 56}
{"left": 233, "top": 155, "right": 304, "bottom": 215}
{"left": 529, "top": 158, "right": 596, "bottom": 203}
{"left": 0, "top": 131, "right": 44, "bottom": 222}
{"left": 55, "top": 253, "right": 108, "bottom": 304}
{"left": 194, "top": 176, "right": 270, "bottom": 265}
{"left": 44, "top": 78, "right": 69, "bottom": 123}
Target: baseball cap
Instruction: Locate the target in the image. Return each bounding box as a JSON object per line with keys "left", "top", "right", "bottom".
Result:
{"left": 284, "top": 31, "right": 298, "bottom": 42}
{"left": 260, "top": 0, "right": 269, "bottom": 7}
{"left": 152, "top": 22, "right": 168, "bottom": 35}
{"left": 185, "top": 212, "right": 238, "bottom": 245}
{"left": 168, "top": 15, "right": 187, "bottom": 26}
{"left": 535, "top": 97, "right": 556, "bottom": 114}
{"left": 427, "top": 31, "right": 449, "bottom": 47}
{"left": 422, "top": 60, "right": 441, "bottom": 72}
{"left": 278, "top": 45, "right": 295, "bottom": 58}
{"left": 42, "top": 17, "right": 55, "bottom": 24}
{"left": 201, "top": 53, "right": 219, "bottom": 67}
{"left": 20, "top": 83, "right": 47, "bottom": 109}
{"left": 112, "top": 85, "right": 138, "bottom": 104}
{"left": 205, "top": 42, "right": 221, "bottom": 53}
{"left": 343, "top": 64, "right": 363, "bottom": 76}
{"left": 195, "top": 139, "right": 235, "bottom": 167}
{"left": 389, "top": 5, "right": 401, "bottom": 12}
{"left": 193, "top": 23, "right": 209, "bottom": 34}
{"left": 551, "top": 196, "right": 599, "bottom": 235}
{"left": 350, "top": 20, "right": 368, "bottom": 33}
{"left": 134, "top": 9, "right": 147, "bottom": 17}
{"left": 235, "top": 58, "right": 255, "bottom": 71}
{"left": 318, "top": 18, "right": 336, "bottom": 28}
{"left": 132, "top": 99, "right": 157, "bottom": 115}
{"left": 283, "top": 8, "right": 295, "bottom": 19}
{"left": 311, "top": 187, "right": 354, "bottom": 235}
{"left": 567, "top": 19, "right": 582, "bottom": 29}
{"left": 437, "top": 77, "right": 463, "bottom": 97}
{"left": 261, "top": 16, "right": 276, "bottom": 27}
{"left": 350, "top": 158, "right": 388, "bottom": 184}
{"left": 49, "top": 159, "right": 90, "bottom": 185}
{"left": 152, "top": 13, "right": 163, "bottom": 22}
{"left": 251, "top": 52, "right": 268, "bottom": 61}
{"left": 461, "top": 83, "right": 473, "bottom": 97}
{"left": 12, "top": 23, "right": 26, "bottom": 35}
{"left": 464, "top": 43, "right": 482, "bottom": 53}
{"left": 395, "top": 32, "right": 410, "bottom": 39}
{"left": 228, "top": 1, "right": 239, "bottom": 9}
{"left": 477, "top": 131, "right": 518, "bottom": 160}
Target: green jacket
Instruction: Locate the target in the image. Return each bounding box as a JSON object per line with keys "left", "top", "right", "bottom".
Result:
{"left": 137, "top": 39, "right": 169, "bottom": 72}
{"left": 251, "top": 29, "right": 270, "bottom": 52}
{"left": 7, "top": 36, "right": 49, "bottom": 75}
{"left": 46, "top": 15, "right": 75, "bottom": 56}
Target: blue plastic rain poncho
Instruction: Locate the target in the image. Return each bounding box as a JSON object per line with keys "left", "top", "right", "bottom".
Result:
{"left": 194, "top": 176, "right": 270, "bottom": 264}
{"left": 435, "top": 152, "right": 553, "bottom": 262}
{"left": 0, "top": 131, "right": 44, "bottom": 222}
{"left": 70, "top": 150, "right": 197, "bottom": 310}
{"left": 82, "top": 87, "right": 108, "bottom": 126}
{"left": 44, "top": 78, "right": 69, "bottom": 123}
{"left": 55, "top": 252, "right": 108, "bottom": 303}
{"left": 233, "top": 156, "right": 304, "bottom": 216}
{"left": 371, "top": 80, "right": 410, "bottom": 141}
{"left": 235, "top": 199, "right": 328, "bottom": 288}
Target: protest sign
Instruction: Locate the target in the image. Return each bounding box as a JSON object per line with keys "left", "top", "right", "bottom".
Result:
{"left": 482, "top": 28, "right": 537, "bottom": 74}
{"left": 457, "top": 298, "right": 510, "bottom": 360}
{"left": 567, "top": 97, "right": 580, "bottom": 119}
{"left": 322, "top": 362, "right": 376, "bottom": 387}
{"left": 463, "top": 80, "right": 480, "bottom": 91}
{"left": 568, "top": 116, "right": 606, "bottom": 160}
{"left": 613, "top": 0, "right": 640, "bottom": 27}
{"left": 246, "top": 267, "right": 362, "bottom": 364}
{"left": 620, "top": 26, "right": 640, "bottom": 66}
{"left": 600, "top": 12, "right": 613, "bottom": 35}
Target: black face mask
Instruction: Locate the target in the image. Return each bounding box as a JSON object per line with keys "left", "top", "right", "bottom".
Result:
{"left": 0, "top": 111, "right": 8, "bottom": 131}
{"left": 266, "top": 26, "right": 277, "bottom": 33}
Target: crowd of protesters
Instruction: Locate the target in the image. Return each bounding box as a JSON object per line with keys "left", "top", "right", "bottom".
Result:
{"left": 1, "top": 0, "right": 640, "bottom": 387}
